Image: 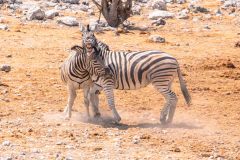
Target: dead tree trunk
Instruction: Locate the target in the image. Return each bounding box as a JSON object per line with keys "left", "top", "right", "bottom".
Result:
{"left": 92, "top": 0, "right": 132, "bottom": 28}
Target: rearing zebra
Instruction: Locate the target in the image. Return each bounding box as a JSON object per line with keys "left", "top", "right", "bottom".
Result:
{"left": 81, "top": 25, "right": 191, "bottom": 124}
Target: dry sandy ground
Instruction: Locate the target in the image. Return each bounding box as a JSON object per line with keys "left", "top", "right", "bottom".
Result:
{"left": 0, "top": 1, "right": 240, "bottom": 159}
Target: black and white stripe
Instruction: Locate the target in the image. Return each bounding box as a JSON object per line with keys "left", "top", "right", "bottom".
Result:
{"left": 60, "top": 45, "right": 101, "bottom": 119}
{"left": 82, "top": 29, "right": 191, "bottom": 124}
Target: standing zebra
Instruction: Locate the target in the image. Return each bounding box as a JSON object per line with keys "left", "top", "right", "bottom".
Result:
{"left": 60, "top": 45, "right": 102, "bottom": 119}
{"left": 81, "top": 25, "right": 191, "bottom": 124}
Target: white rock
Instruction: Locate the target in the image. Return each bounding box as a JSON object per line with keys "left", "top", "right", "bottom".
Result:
{"left": 132, "top": 135, "right": 140, "bottom": 144}
{"left": 0, "top": 24, "right": 8, "bottom": 30}
{"left": 177, "top": 9, "right": 189, "bottom": 19}
{"left": 177, "top": 0, "right": 186, "bottom": 4}
{"left": 45, "top": 10, "right": 59, "bottom": 19}
{"left": 149, "top": 35, "right": 165, "bottom": 43}
{"left": 27, "top": 7, "right": 45, "bottom": 20}
{"left": 147, "top": 0, "right": 167, "bottom": 10}
{"left": 2, "top": 140, "right": 11, "bottom": 146}
{"left": 57, "top": 16, "right": 79, "bottom": 26}
{"left": 148, "top": 10, "right": 174, "bottom": 20}
{"left": 132, "top": 4, "right": 141, "bottom": 15}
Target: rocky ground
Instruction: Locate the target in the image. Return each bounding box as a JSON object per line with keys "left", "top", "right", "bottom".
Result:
{"left": 0, "top": 0, "right": 240, "bottom": 159}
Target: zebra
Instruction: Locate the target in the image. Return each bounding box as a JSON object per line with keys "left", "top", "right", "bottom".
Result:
{"left": 84, "top": 39, "right": 121, "bottom": 122}
{"left": 60, "top": 45, "right": 102, "bottom": 119}
{"left": 81, "top": 25, "right": 191, "bottom": 124}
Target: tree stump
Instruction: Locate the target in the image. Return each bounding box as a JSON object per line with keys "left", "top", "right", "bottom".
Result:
{"left": 92, "top": 0, "right": 132, "bottom": 28}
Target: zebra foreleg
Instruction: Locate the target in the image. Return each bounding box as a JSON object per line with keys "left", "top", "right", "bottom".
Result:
{"left": 64, "top": 86, "right": 77, "bottom": 120}
{"left": 83, "top": 87, "right": 91, "bottom": 119}
{"left": 160, "top": 91, "right": 178, "bottom": 124}
{"left": 103, "top": 87, "right": 121, "bottom": 123}
{"left": 89, "top": 90, "right": 101, "bottom": 118}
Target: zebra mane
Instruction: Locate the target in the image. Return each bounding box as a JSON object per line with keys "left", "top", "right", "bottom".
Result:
{"left": 97, "top": 40, "right": 110, "bottom": 51}
{"left": 70, "top": 45, "right": 85, "bottom": 54}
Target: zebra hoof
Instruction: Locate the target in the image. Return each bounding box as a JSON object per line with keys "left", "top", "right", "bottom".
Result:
{"left": 94, "top": 112, "right": 101, "bottom": 118}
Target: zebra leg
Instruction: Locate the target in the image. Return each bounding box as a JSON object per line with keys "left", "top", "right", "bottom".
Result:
{"left": 160, "top": 91, "right": 178, "bottom": 124}
{"left": 152, "top": 80, "right": 178, "bottom": 124}
{"left": 103, "top": 87, "right": 121, "bottom": 123}
{"left": 64, "top": 85, "right": 77, "bottom": 119}
{"left": 89, "top": 91, "right": 101, "bottom": 118}
{"left": 83, "top": 87, "right": 90, "bottom": 118}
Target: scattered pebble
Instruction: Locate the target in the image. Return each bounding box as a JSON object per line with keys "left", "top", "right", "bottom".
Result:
{"left": 132, "top": 135, "right": 140, "bottom": 144}
{"left": 27, "top": 7, "right": 45, "bottom": 21}
{"left": 57, "top": 16, "right": 79, "bottom": 26}
{"left": 0, "top": 24, "right": 8, "bottom": 30}
{"left": 2, "top": 140, "right": 11, "bottom": 146}
{"left": 0, "top": 64, "right": 11, "bottom": 72}
{"left": 235, "top": 41, "right": 240, "bottom": 48}
{"left": 149, "top": 35, "right": 165, "bottom": 43}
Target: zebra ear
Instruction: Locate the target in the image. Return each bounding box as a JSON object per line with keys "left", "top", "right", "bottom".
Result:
{"left": 87, "top": 24, "right": 90, "bottom": 32}
{"left": 79, "top": 24, "right": 86, "bottom": 32}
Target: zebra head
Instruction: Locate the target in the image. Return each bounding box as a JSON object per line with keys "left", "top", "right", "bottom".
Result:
{"left": 81, "top": 24, "right": 98, "bottom": 51}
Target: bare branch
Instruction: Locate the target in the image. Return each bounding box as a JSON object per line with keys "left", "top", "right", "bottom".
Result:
{"left": 92, "top": 0, "right": 102, "bottom": 10}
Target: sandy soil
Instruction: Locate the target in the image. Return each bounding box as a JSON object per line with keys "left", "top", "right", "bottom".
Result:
{"left": 0, "top": 1, "right": 240, "bottom": 159}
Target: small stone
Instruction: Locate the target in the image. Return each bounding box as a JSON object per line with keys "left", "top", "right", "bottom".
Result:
{"left": 235, "top": 41, "right": 240, "bottom": 48}
{"left": 204, "top": 25, "right": 211, "bottom": 30}
{"left": 132, "top": 4, "right": 141, "bottom": 15}
{"left": 177, "top": 9, "right": 189, "bottom": 19}
{"left": 93, "top": 147, "right": 102, "bottom": 151}
{"left": 132, "top": 135, "right": 140, "bottom": 144}
{"left": 151, "top": 18, "right": 166, "bottom": 26}
{"left": 174, "top": 147, "right": 181, "bottom": 152}
{"left": 0, "top": 24, "right": 8, "bottom": 30}
{"left": 2, "top": 140, "right": 11, "bottom": 146}
{"left": 149, "top": 35, "right": 165, "bottom": 43}
{"left": 0, "top": 64, "right": 11, "bottom": 72}
{"left": 27, "top": 7, "right": 45, "bottom": 21}
{"left": 226, "top": 61, "right": 236, "bottom": 69}
{"left": 6, "top": 54, "right": 12, "bottom": 58}
{"left": 32, "top": 148, "right": 40, "bottom": 153}
{"left": 45, "top": 10, "right": 59, "bottom": 19}
{"left": 177, "top": 0, "right": 186, "bottom": 4}
{"left": 57, "top": 16, "right": 79, "bottom": 26}
{"left": 147, "top": 0, "right": 167, "bottom": 10}
{"left": 61, "top": 0, "right": 79, "bottom": 4}
{"left": 148, "top": 10, "right": 174, "bottom": 20}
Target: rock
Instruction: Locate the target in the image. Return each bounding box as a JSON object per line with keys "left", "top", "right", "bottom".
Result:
{"left": 61, "top": 0, "right": 79, "bottom": 4}
{"left": 57, "top": 16, "right": 79, "bottom": 26}
{"left": 27, "top": 7, "right": 45, "bottom": 21}
{"left": 189, "top": 4, "right": 209, "bottom": 13}
{"left": 148, "top": 10, "right": 174, "bottom": 20}
{"left": 138, "top": 0, "right": 148, "bottom": 3}
{"left": 45, "top": 10, "right": 59, "bottom": 19}
{"left": 45, "top": 2, "right": 58, "bottom": 7}
{"left": 174, "top": 147, "right": 181, "bottom": 152}
{"left": 235, "top": 41, "right": 240, "bottom": 48}
{"left": 6, "top": 54, "right": 12, "bottom": 58}
{"left": 0, "top": 24, "right": 8, "bottom": 30}
{"left": 2, "top": 140, "right": 11, "bottom": 146}
{"left": 0, "top": 64, "right": 11, "bottom": 72}
{"left": 222, "top": 0, "right": 240, "bottom": 8}
{"left": 132, "top": 135, "right": 140, "bottom": 144}
{"left": 177, "top": 0, "right": 186, "bottom": 4}
{"left": 176, "top": 9, "right": 189, "bottom": 19}
{"left": 54, "top": 4, "right": 68, "bottom": 10}
{"left": 151, "top": 18, "right": 166, "bottom": 26}
{"left": 165, "top": 0, "right": 174, "bottom": 3}
{"left": 226, "top": 61, "right": 236, "bottom": 68}
{"left": 147, "top": 0, "right": 167, "bottom": 10}
{"left": 132, "top": 4, "right": 141, "bottom": 15}
{"left": 204, "top": 25, "right": 211, "bottom": 29}
{"left": 149, "top": 35, "right": 165, "bottom": 43}
{"left": 215, "top": 8, "right": 222, "bottom": 16}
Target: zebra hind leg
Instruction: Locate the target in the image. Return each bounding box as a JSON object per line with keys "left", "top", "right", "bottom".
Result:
{"left": 83, "top": 87, "right": 91, "bottom": 119}
{"left": 152, "top": 80, "right": 178, "bottom": 124}
{"left": 160, "top": 91, "right": 178, "bottom": 124}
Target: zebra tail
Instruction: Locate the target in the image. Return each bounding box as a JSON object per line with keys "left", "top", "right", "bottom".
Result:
{"left": 177, "top": 67, "right": 191, "bottom": 106}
